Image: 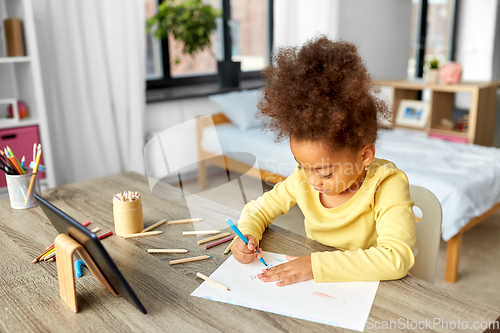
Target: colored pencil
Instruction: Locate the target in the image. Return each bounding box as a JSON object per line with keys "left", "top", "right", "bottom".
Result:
{"left": 167, "top": 218, "right": 203, "bottom": 225}
{"left": 205, "top": 235, "right": 235, "bottom": 249}
{"left": 0, "top": 150, "right": 17, "bottom": 173}
{"left": 123, "top": 231, "right": 163, "bottom": 239}
{"left": 21, "top": 156, "right": 25, "bottom": 169}
{"left": 40, "top": 248, "right": 55, "bottom": 261}
{"left": 31, "top": 220, "right": 92, "bottom": 264}
{"left": 197, "top": 232, "right": 231, "bottom": 245}
{"left": 183, "top": 230, "right": 220, "bottom": 236}
{"left": 24, "top": 144, "right": 41, "bottom": 205}
{"left": 44, "top": 252, "right": 56, "bottom": 261}
{"left": 7, "top": 146, "right": 24, "bottom": 174}
{"left": 98, "top": 231, "right": 113, "bottom": 240}
{"left": 169, "top": 255, "right": 211, "bottom": 265}
{"left": 4, "top": 148, "right": 22, "bottom": 175}
{"left": 224, "top": 237, "right": 237, "bottom": 254}
{"left": 226, "top": 218, "right": 268, "bottom": 266}
{"left": 196, "top": 272, "right": 230, "bottom": 291}
{"left": 147, "top": 249, "right": 188, "bottom": 254}
{"left": 142, "top": 219, "right": 166, "bottom": 233}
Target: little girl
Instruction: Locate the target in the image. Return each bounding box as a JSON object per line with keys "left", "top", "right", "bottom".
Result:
{"left": 232, "top": 36, "right": 416, "bottom": 286}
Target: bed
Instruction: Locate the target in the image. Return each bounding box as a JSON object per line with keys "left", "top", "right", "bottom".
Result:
{"left": 197, "top": 111, "right": 500, "bottom": 283}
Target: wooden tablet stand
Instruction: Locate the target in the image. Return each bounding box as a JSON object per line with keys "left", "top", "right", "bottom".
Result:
{"left": 54, "top": 234, "right": 120, "bottom": 313}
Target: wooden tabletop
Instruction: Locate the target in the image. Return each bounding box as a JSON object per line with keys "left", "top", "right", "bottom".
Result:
{"left": 0, "top": 172, "right": 498, "bottom": 332}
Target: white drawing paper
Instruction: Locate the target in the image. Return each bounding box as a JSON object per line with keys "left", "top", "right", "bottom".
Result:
{"left": 191, "top": 251, "right": 379, "bottom": 332}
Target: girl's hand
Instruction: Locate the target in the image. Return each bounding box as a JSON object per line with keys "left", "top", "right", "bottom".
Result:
{"left": 257, "top": 255, "right": 313, "bottom": 286}
{"left": 232, "top": 234, "right": 262, "bottom": 264}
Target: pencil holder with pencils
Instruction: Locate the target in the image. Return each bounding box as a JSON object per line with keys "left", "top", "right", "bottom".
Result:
{"left": 112, "top": 191, "right": 143, "bottom": 236}
{"left": 5, "top": 171, "right": 40, "bottom": 209}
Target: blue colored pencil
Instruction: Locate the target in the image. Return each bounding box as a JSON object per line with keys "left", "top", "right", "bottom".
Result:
{"left": 225, "top": 218, "right": 268, "bottom": 266}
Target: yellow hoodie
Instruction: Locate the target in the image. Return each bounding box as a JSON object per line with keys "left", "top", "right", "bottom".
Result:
{"left": 237, "top": 158, "right": 416, "bottom": 282}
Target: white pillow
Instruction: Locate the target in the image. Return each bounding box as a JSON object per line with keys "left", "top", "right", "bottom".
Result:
{"left": 208, "top": 89, "right": 262, "bottom": 130}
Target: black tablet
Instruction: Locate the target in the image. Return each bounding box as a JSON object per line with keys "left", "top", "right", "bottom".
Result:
{"left": 34, "top": 194, "right": 147, "bottom": 314}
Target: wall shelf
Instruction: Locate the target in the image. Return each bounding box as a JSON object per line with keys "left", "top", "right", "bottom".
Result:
{"left": 0, "top": 56, "right": 30, "bottom": 64}
{"left": 376, "top": 79, "right": 500, "bottom": 146}
{"left": 0, "top": 0, "right": 56, "bottom": 189}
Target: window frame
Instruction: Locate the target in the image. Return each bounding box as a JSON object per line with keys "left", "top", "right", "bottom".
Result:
{"left": 146, "top": 0, "right": 274, "bottom": 90}
{"left": 414, "top": 0, "right": 459, "bottom": 78}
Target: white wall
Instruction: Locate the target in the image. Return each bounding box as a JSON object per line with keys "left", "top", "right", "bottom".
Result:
{"left": 453, "top": 0, "right": 500, "bottom": 146}
{"left": 273, "top": 0, "right": 411, "bottom": 80}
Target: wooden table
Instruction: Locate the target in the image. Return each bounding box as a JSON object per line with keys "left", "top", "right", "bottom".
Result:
{"left": 0, "top": 172, "right": 498, "bottom": 332}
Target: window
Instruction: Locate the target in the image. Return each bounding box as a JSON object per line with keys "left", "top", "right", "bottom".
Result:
{"left": 146, "top": 0, "right": 273, "bottom": 89}
{"left": 408, "top": 0, "right": 458, "bottom": 79}
{"left": 145, "top": 0, "right": 163, "bottom": 80}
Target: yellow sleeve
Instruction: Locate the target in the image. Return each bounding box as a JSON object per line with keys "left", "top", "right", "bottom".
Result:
{"left": 311, "top": 171, "right": 416, "bottom": 282}
{"left": 237, "top": 168, "right": 299, "bottom": 243}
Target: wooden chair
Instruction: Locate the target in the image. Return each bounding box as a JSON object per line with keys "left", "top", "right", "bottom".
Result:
{"left": 408, "top": 185, "right": 443, "bottom": 283}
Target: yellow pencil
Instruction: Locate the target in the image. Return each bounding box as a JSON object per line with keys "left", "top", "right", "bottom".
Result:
{"left": 169, "top": 255, "right": 212, "bottom": 265}
{"left": 224, "top": 237, "right": 237, "bottom": 254}
{"left": 142, "top": 219, "right": 167, "bottom": 233}
{"left": 25, "top": 144, "right": 41, "bottom": 205}
{"left": 40, "top": 248, "right": 55, "bottom": 261}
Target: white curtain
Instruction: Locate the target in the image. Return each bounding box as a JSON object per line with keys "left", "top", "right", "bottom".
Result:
{"left": 32, "top": 0, "right": 145, "bottom": 186}
{"left": 274, "top": 0, "right": 340, "bottom": 48}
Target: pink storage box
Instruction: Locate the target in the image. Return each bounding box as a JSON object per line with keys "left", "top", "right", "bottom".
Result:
{"left": 0, "top": 125, "right": 45, "bottom": 188}
{"left": 429, "top": 132, "right": 468, "bottom": 144}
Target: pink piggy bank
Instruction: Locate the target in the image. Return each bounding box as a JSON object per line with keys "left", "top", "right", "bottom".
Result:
{"left": 439, "top": 62, "right": 462, "bottom": 84}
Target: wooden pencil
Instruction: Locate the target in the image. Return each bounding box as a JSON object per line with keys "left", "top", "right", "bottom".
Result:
{"left": 224, "top": 237, "right": 237, "bottom": 254}
{"left": 123, "top": 231, "right": 163, "bottom": 239}
{"left": 197, "top": 232, "right": 231, "bottom": 245}
{"left": 169, "top": 255, "right": 211, "bottom": 265}
{"left": 31, "top": 247, "right": 53, "bottom": 264}
{"left": 147, "top": 249, "right": 188, "bottom": 254}
{"left": 196, "top": 272, "right": 230, "bottom": 291}
{"left": 24, "top": 144, "right": 41, "bottom": 205}
{"left": 40, "top": 248, "right": 55, "bottom": 260}
{"left": 98, "top": 231, "right": 113, "bottom": 240}
{"left": 44, "top": 252, "right": 56, "bottom": 261}
{"left": 183, "top": 230, "right": 220, "bottom": 236}
{"left": 205, "top": 235, "right": 235, "bottom": 249}
{"left": 167, "top": 218, "right": 203, "bottom": 225}
{"left": 142, "top": 219, "right": 167, "bottom": 233}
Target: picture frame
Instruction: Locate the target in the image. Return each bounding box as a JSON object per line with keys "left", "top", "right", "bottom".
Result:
{"left": 395, "top": 99, "right": 430, "bottom": 129}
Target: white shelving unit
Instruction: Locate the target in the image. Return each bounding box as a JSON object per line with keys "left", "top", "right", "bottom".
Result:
{"left": 0, "top": 0, "right": 55, "bottom": 197}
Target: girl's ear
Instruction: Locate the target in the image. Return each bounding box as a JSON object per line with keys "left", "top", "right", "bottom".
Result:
{"left": 361, "top": 144, "right": 375, "bottom": 165}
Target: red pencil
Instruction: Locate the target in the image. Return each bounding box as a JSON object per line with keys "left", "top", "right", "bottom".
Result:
{"left": 98, "top": 231, "right": 113, "bottom": 240}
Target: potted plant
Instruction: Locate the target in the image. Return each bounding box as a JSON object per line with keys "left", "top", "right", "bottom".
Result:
{"left": 427, "top": 57, "right": 440, "bottom": 84}
{"left": 146, "top": 0, "right": 240, "bottom": 88}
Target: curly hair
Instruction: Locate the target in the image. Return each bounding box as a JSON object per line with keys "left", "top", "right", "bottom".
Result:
{"left": 257, "top": 35, "right": 389, "bottom": 153}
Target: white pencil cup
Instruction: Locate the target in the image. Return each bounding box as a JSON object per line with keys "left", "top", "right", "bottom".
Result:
{"left": 113, "top": 196, "right": 144, "bottom": 236}
{"left": 5, "top": 172, "right": 41, "bottom": 209}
